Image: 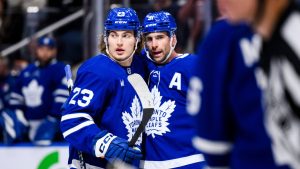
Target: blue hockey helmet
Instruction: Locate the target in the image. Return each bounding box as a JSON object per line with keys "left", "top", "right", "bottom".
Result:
{"left": 37, "top": 36, "right": 56, "bottom": 48}
{"left": 104, "top": 7, "right": 140, "bottom": 34}
{"left": 142, "top": 11, "right": 177, "bottom": 35}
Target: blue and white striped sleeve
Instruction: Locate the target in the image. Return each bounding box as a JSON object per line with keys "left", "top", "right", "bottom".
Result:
{"left": 60, "top": 71, "right": 113, "bottom": 155}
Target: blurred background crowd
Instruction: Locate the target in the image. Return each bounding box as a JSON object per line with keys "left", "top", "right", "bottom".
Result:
{"left": 1, "top": 0, "right": 300, "bottom": 145}
{"left": 0, "top": 0, "right": 224, "bottom": 65}
{"left": 0, "top": 0, "right": 221, "bottom": 145}
{"left": 1, "top": 1, "right": 300, "bottom": 169}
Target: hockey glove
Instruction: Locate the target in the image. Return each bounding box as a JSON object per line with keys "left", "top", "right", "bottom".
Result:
{"left": 34, "top": 116, "right": 59, "bottom": 146}
{"left": 95, "top": 133, "right": 142, "bottom": 164}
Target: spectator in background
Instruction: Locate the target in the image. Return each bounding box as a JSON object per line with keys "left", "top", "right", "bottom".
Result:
{"left": 0, "top": 55, "right": 28, "bottom": 143}
{"left": 42, "top": 0, "right": 83, "bottom": 66}
{"left": 0, "top": 0, "right": 24, "bottom": 54}
{"left": 0, "top": 57, "right": 27, "bottom": 143}
{"left": 5, "top": 36, "right": 68, "bottom": 145}
{"left": 0, "top": 57, "right": 10, "bottom": 112}
{"left": 0, "top": 56, "right": 10, "bottom": 143}
{"left": 141, "top": 0, "right": 190, "bottom": 53}
{"left": 178, "top": 0, "right": 209, "bottom": 52}
{"left": 188, "top": 0, "right": 300, "bottom": 168}
{"left": 9, "top": 55, "right": 29, "bottom": 77}
{"left": 0, "top": 0, "right": 5, "bottom": 26}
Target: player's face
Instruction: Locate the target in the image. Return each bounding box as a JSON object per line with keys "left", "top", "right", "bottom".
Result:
{"left": 145, "top": 32, "right": 175, "bottom": 64}
{"left": 36, "top": 46, "right": 57, "bottom": 65}
{"left": 107, "top": 30, "right": 136, "bottom": 66}
{"left": 220, "top": 0, "right": 258, "bottom": 23}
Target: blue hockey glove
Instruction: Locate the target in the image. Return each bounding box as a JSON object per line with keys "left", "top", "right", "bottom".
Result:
{"left": 34, "top": 116, "right": 59, "bottom": 146}
{"left": 106, "top": 137, "right": 142, "bottom": 163}
{"left": 95, "top": 133, "right": 142, "bottom": 164}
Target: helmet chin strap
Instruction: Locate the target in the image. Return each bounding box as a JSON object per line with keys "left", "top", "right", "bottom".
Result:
{"left": 145, "top": 44, "right": 154, "bottom": 62}
{"left": 161, "top": 35, "right": 176, "bottom": 64}
{"left": 105, "top": 36, "right": 139, "bottom": 66}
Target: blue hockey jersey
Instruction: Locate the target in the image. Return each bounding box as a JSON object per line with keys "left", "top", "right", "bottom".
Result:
{"left": 141, "top": 53, "right": 205, "bottom": 169}
{"left": 259, "top": 3, "right": 300, "bottom": 168}
{"left": 0, "top": 75, "right": 15, "bottom": 111}
{"left": 188, "top": 20, "right": 289, "bottom": 169}
{"left": 9, "top": 59, "right": 68, "bottom": 119}
{"left": 60, "top": 54, "right": 147, "bottom": 168}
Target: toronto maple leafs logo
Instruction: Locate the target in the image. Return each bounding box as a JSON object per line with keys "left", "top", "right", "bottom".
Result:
{"left": 145, "top": 85, "right": 176, "bottom": 138}
{"left": 122, "top": 95, "right": 143, "bottom": 145}
{"left": 22, "top": 79, "right": 44, "bottom": 107}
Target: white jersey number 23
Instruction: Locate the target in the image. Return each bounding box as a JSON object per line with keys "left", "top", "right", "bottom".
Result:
{"left": 69, "top": 87, "right": 94, "bottom": 107}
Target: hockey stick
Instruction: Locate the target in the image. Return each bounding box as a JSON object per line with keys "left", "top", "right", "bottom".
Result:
{"left": 65, "top": 65, "right": 86, "bottom": 169}
{"left": 127, "top": 73, "right": 154, "bottom": 146}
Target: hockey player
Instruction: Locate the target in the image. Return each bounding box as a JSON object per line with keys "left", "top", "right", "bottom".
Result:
{"left": 0, "top": 57, "right": 10, "bottom": 113}
{"left": 140, "top": 11, "right": 206, "bottom": 169}
{"left": 0, "top": 57, "right": 11, "bottom": 142}
{"left": 60, "top": 8, "right": 146, "bottom": 168}
{"left": 6, "top": 36, "right": 68, "bottom": 145}
{"left": 187, "top": 19, "right": 284, "bottom": 169}
{"left": 188, "top": 0, "right": 299, "bottom": 168}
{"left": 0, "top": 56, "right": 28, "bottom": 144}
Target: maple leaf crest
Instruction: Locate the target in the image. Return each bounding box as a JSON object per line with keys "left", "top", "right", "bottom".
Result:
{"left": 22, "top": 79, "right": 44, "bottom": 107}
{"left": 122, "top": 95, "right": 143, "bottom": 145}
{"left": 145, "top": 85, "right": 176, "bottom": 138}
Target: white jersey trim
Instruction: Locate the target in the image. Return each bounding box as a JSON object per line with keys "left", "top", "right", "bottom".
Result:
{"left": 176, "top": 53, "right": 189, "bottom": 59}
{"left": 192, "top": 136, "right": 232, "bottom": 155}
{"left": 10, "top": 92, "right": 24, "bottom": 101}
{"left": 15, "top": 109, "right": 28, "bottom": 126}
{"left": 2, "top": 111, "right": 16, "bottom": 138}
{"left": 8, "top": 100, "right": 22, "bottom": 105}
{"left": 54, "top": 89, "right": 69, "bottom": 96}
{"left": 55, "top": 96, "right": 67, "bottom": 103}
{"left": 140, "top": 154, "right": 204, "bottom": 169}
{"left": 61, "top": 113, "right": 93, "bottom": 122}
{"left": 63, "top": 121, "right": 94, "bottom": 138}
